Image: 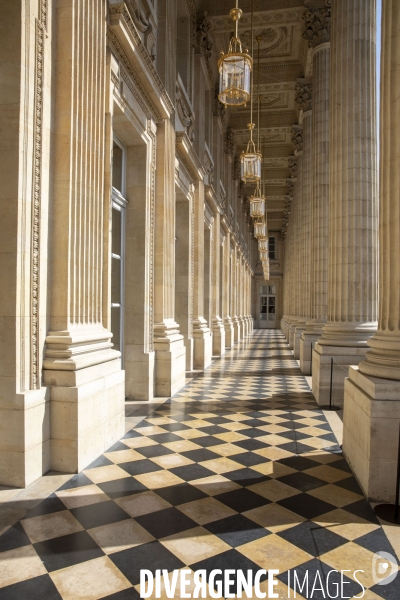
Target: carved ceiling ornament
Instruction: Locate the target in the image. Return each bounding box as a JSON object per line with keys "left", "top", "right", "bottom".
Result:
{"left": 242, "top": 26, "right": 288, "bottom": 54}
{"left": 302, "top": 0, "right": 331, "bottom": 49}
{"left": 295, "top": 79, "right": 312, "bottom": 112}
{"left": 291, "top": 125, "right": 303, "bottom": 154}
{"left": 196, "top": 12, "right": 213, "bottom": 60}
{"left": 126, "top": 0, "right": 150, "bottom": 33}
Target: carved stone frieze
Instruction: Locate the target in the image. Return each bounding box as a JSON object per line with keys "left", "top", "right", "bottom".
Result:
{"left": 302, "top": 1, "right": 331, "bottom": 49}
{"left": 291, "top": 125, "right": 303, "bottom": 154}
{"left": 126, "top": 0, "right": 150, "bottom": 33}
{"left": 295, "top": 79, "right": 312, "bottom": 113}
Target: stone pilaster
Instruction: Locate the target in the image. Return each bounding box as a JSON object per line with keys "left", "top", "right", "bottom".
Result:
{"left": 211, "top": 211, "right": 226, "bottom": 356}
{"left": 313, "top": 0, "right": 378, "bottom": 406}
{"left": 288, "top": 152, "right": 304, "bottom": 350}
{"left": 43, "top": 0, "right": 125, "bottom": 474}
{"left": 300, "top": 4, "right": 331, "bottom": 374}
{"left": 343, "top": 0, "right": 400, "bottom": 501}
{"left": 193, "top": 181, "right": 213, "bottom": 369}
{"left": 232, "top": 246, "right": 241, "bottom": 342}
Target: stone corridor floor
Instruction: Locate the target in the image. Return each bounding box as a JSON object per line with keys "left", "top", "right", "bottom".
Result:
{"left": 0, "top": 331, "right": 399, "bottom": 599}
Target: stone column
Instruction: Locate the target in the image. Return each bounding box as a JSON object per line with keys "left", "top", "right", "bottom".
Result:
{"left": 300, "top": 3, "right": 331, "bottom": 375}
{"left": 294, "top": 83, "right": 313, "bottom": 360}
{"left": 211, "top": 211, "right": 226, "bottom": 355}
{"left": 223, "top": 231, "right": 234, "bottom": 347}
{"left": 153, "top": 119, "right": 186, "bottom": 395}
{"left": 288, "top": 153, "right": 303, "bottom": 350}
{"left": 232, "top": 245, "right": 241, "bottom": 342}
{"left": 193, "top": 181, "right": 213, "bottom": 369}
{"left": 313, "top": 0, "right": 378, "bottom": 406}
{"left": 343, "top": 0, "right": 400, "bottom": 501}
{"left": 43, "top": 0, "right": 125, "bottom": 474}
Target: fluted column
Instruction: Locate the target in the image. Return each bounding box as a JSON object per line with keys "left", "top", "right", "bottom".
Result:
{"left": 288, "top": 152, "right": 303, "bottom": 350}
{"left": 300, "top": 1, "right": 331, "bottom": 374}
{"left": 232, "top": 245, "right": 240, "bottom": 342}
{"left": 211, "top": 211, "right": 225, "bottom": 355}
{"left": 224, "top": 232, "right": 234, "bottom": 346}
{"left": 294, "top": 82, "right": 313, "bottom": 359}
{"left": 343, "top": 0, "right": 400, "bottom": 501}
{"left": 313, "top": 0, "right": 378, "bottom": 405}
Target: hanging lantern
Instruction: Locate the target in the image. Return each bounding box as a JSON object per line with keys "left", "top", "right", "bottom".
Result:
{"left": 258, "top": 238, "right": 268, "bottom": 252}
{"left": 250, "top": 185, "right": 265, "bottom": 219}
{"left": 241, "top": 125, "right": 262, "bottom": 182}
{"left": 254, "top": 219, "right": 267, "bottom": 239}
{"left": 218, "top": 5, "right": 252, "bottom": 107}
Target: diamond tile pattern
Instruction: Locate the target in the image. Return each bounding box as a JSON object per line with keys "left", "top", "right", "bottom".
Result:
{"left": 0, "top": 331, "right": 398, "bottom": 599}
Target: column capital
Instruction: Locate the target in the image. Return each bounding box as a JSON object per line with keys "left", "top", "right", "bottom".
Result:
{"left": 295, "top": 79, "right": 313, "bottom": 113}
{"left": 302, "top": 1, "right": 331, "bottom": 49}
{"left": 291, "top": 125, "right": 304, "bottom": 154}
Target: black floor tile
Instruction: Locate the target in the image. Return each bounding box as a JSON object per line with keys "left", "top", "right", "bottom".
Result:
{"left": 97, "top": 477, "right": 148, "bottom": 499}
{"left": 278, "top": 456, "right": 321, "bottom": 471}
{"left": 229, "top": 452, "right": 269, "bottom": 468}
{"left": 197, "top": 425, "right": 229, "bottom": 435}
{"left": 110, "top": 541, "right": 185, "bottom": 585}
{"left": 0, "top": 576, "right": 62, "bottom": 600}
{"left": 106, "top": 441, "right": 131, "bottom": 453}
{"left": 370, "top": 577, "right": 400, "bottom": 599}
{"left": 279, "top": 441, "right": 319, "bottom": 455}
{"left": 335, "top": 477, "right": 363, "bottom": 494}
{"left": 169, "top": 464, "right": 215, "bottom": 482}
{"left": 135, "top": 444, "right": 174, "bottom": 459}
{"left": 278, "top": 493, "right": 336, "bottom": 520}
{"left": 71, "top": 500, "right": 131, "bottom": 529}
{"left": 0, "top": 522, "right": 31, "bottom": 553}
{"left": 123, "top": 429, "right": 142, "bottom": 439}
{"left": 146, "top": 433, "right": 182, "bottom": 444}
{"left": 277, "top": 472, "right": 326, "bottom": 493}
{"left": 237, "top": 428, "right": 269, "bottom": 438}
{"left": 102, "top": 589, "right": 140, "bottom": 600}
{"left": 85, "top": 455, "right": 115, "bottom": 469}
{"left": 180, "top": 448, "right": 220, "bottom": 463}
{"left": 215, "top": 488, "right": 268, "bottom": 513}
{"left": 34, "top": 530, "right": 104, "bottom": 572}
{"left": 356, "top": 528, "right": 397, "bottom": 556}
{"left": 155, "top": 483, "right": 208, "bottom": 506}
{"left": 344, "top": 499, "right": 380, "bottom": 525}
{"left": 22, "top": 494, "right": 67, "bottom": 520}
{"left": 205, "top": 514, "right": 270, "bottom": 547}
{"left": 193, "top": 436, "right": 231, "bottom": 449}
{"left": 224, "top": 468, "right": 270, "bottom": 487}
{"left": 57, "top": 473, "right": 94, "bottom": 491}
{"left": 233, "top": 439, "right": 269, "bottom": 451}
{"left": 277, "top": 521, "right": 348, "bottom": 557}
{"left": 135, "top": 507, "right": 198, "bottom": 538}
{"left": 159, "top": 423, "right": 191, "bottom": 432}
{"left": 119, "top": 459, "right": 162, "bottom": 477}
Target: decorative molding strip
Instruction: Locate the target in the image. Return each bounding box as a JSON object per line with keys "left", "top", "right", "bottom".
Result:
{"left": 147, "top": 121, "right": 156, "bottom": 353}
{"left": 31, "top": 11, "right": 46, "bottom": 389}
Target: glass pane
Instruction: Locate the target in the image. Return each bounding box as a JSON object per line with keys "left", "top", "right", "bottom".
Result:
{"left": 269, "top": 297, "right": 276, "bottom": 308}
{"left": 261, "top": 314, "right": 267, "bottom": 321}
{"left": 112, "top": 142, "right": 123, "bottom": 193}
{"left": 268, "top": 312, "right": 275, "bottom": 321}
{"left": 260, "top": 286, "right": 268, "bottom": 295}
{"left": 112, "top": 207, "right": 122, "bottom": 257}
{"left": 268, "top": 286, "right": 276, "bottom": 295}
{"left": 111, "top": 256, "right": 121, "bottom": 305}
{"left": 111, "top": 306, "right": 121, "bottom": 352}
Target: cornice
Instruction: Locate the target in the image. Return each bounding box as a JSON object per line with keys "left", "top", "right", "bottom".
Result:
{"left": 176, "top": 132, "right": 206, "bottom": 181}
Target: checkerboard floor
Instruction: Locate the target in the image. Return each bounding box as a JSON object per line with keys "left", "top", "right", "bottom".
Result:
{"left": 0, "top": 331, "right": 398, "bottom": 599}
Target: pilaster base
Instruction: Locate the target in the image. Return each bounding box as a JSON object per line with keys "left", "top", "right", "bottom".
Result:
{"left": 343, "top": 367, "right": 400, "bottom": 502}
{"left": 44, "top": 358, "right": 125, "bottom": 474}
{"left": 125, "top": 347, "right": 155, "bottom": 400}
{"left": 154, "top": 321, "right": 186, "bottom": 397}
{"left": 212, "top": 318, "right": 226, "bottom": 357}
{"left": 224, "top": 317, "right": 234, "bottom": 349}
{"left": 288, "top": 323, "right": 297, "bottom": 349}
{"left": 312, "top": 343, "right": 368, "bottom": 407}
{"left": 184, "top": 338, "right": 194, "bottom": 372}
{"left": 193, "top": 318, "right": 212, "bottom": 370}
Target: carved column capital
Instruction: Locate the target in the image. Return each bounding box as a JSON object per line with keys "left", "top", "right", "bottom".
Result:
{"left": 291, "top": 125, "right": 304, "bottom": 153}
{"left": 295, "top": 79, "right": 313, "bottom": 112}
{"left": 302, "top": 1, "right": 331, "bottom": 49}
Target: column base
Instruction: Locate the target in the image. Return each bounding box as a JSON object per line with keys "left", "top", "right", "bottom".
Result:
{"left": 300, "top": 323, "right": 325, "bottom": 375}
{"left": 124, "top": 347, "right": 155, "bottom": 401}
{"left": 294, "top": 322, "right": 307, "bottom": 359}
{"left": 288, "top": 322, "right": 298, "bottom": 349}
{"left": 233, "top": 316, "right": 241, "bottom": 343}
{"left": 184, "top": 337, "right": 194, "bottom": 372}
{"left": 212, "top": 318, "right": 226, "bottom": 357}
{"left": 344, "top": 367, "right": 400, "bottom": 502}
{"left": 239, "top": 316, "right": 247, "bottom": 338}
{"left": 154, "top": 320, "right": 186, "bottom": 397}
{"left": 224, "top": 317, "right": 234, "bottom": 349}
{"left": 44, "top": 358, "right": 125, "bottom": 474}
{"left": 193, "top": 318, "right": 212, "bottom": 370}
{"left": 312, "top": 342, "right": 368, "bottom": 407}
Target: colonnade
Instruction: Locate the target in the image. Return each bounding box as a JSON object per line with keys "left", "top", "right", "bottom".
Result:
{"left": 283, "top": 0, "right": 400, "bottom": 502}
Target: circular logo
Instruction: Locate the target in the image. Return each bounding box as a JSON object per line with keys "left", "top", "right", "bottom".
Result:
{"left": 372, "top": 552, "right": 398, "bottom": 586}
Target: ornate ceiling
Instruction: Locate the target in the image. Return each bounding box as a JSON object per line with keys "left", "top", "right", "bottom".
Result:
{"left": 196, "top": 0, "right": 309, "bottom": 232}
